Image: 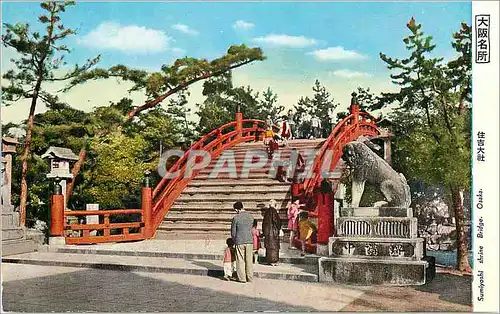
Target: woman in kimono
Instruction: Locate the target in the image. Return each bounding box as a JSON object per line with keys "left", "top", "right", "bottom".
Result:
{"left": 261, "top": 199, "right": 282, "bottom": 265}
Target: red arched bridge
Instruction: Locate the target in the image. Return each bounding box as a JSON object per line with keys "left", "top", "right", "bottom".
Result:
{"left": 50, "top": 102, "right": 387, "bottom": 245}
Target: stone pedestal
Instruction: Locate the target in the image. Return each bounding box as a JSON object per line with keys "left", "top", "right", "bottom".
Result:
{"left": 86, "top": 204, "right": 99, "bottom": 236}
{"left": 318, "top": 207, "right": 435, "bottom": 285}
{"left": 2, "top": 138, "right": 39, "bottom": 256}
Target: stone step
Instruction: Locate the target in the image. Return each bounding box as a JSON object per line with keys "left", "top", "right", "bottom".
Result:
{"left": 52, "top": 247, "right": 319, "bottom": 265}
{"left": 199, "top": 165, "right": 277, "bottom": 173}
{"left": 164, "top": 212, "right": 287, "bottom": 222}
{"left": 194, "top": 173, "right": 277, "bottom": 180}
{"left": 2, "top": 252, "right": 319, "bottom": 282}
{"left": 159, "top": 223, "right": 231, "bottom": 232}
{"left": 171, "top": 202, "right": 291, "bottom": 212}
{"left": 188, "top": 179, "right": 291, "bottom": 187}
{"left": 1, "top": 239, "right": 38, "bottom": 256}
{"left": 2, "top": 228, "right": 25, "bottom": 241}
{"left": 155, "top": 230, "right": 233, "bottom": 240}
{"left": 176, "top": 193, "right": 291, "bottom": 202}
{"left": 183, "top": 185, "right": 290, "bottom": 194}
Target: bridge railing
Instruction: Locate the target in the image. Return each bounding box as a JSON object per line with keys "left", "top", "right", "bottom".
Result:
{"left": 301, "top": 107, "right": 380, "bottom": 197}
{"left": 51, "top": 186, "right": 153, "bottom": 244}
{"left": 150, "top": 114, "right": 265, "bottom": 233}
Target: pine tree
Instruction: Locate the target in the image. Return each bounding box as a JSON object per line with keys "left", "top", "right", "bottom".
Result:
{"left": 1, "top": 1, "right": 100, "bottom": 224}
{"left": 378, "top": 18, "right": 472, "bottom": 272}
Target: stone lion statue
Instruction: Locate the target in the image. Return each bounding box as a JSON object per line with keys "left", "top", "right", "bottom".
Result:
{"left": 342, "top": 141, "right": 411, "bottom": 208}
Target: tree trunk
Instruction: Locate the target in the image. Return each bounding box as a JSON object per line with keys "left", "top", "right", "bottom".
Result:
{"left": 19, "top": 94, "right": 40, "bottom": 226}
{"left": 65, "top": 149, "right": 86, "bottom": 205}
{"left": 451, "top": 185, "right": 472, "bottom": 273}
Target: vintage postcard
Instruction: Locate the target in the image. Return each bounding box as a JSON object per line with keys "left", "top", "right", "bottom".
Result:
{"left": 1, "top": 0, "right": 498, "bottom": 312}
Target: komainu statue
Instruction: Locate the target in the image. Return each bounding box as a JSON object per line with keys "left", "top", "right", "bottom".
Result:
{"left": 342, "top": 141, "right": 411, "bottom": 208}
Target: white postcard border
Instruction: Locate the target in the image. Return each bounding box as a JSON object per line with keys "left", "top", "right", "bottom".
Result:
{"left": 472, "top": 1, "right": 499, "bottom": 312}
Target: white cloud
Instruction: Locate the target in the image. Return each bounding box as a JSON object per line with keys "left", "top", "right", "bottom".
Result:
{"left": 172, "top": 23, "right": 199, "bottom": 36}
{"left": 78, "top": 22, "right": 171, "bottom": 54}
{"left": 233, "top": 20, "right": 255, "bottom": 30}
{"left": 330, "top": 69, "right": 373, "bottom": 78}
{"left": 309, "top": 47, "right": 367, "bottom": 61}
{"left": 252, "top": 34, "right": 317, "bottom": 48}
{"left": 171, "top": 47, "right": 186, "bottom": 56}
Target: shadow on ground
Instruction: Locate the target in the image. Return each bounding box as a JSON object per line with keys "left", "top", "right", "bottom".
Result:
{"left": 415, "top": 273, "right": 472, "bottom": 306}
{"left": 2, "top": 268, "right": 317, "bottom": 312}
{"left": 340, "top": 273, "right": 472, "bottom": 312}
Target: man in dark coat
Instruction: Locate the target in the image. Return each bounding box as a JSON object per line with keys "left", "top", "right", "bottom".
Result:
{"left": 231, "top": 201, "right": 254, "bottom": 283}
{"left": 262, "top": 199, "right": 281, "bottom": 265}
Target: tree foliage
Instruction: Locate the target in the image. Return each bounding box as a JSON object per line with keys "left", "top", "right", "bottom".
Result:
{"left": 1, "top": 1, "right": 100, "bottom": 223}
{"left": 378, "top": 18, "right": 472, "bottom": 272}
{"left": 66, "top": 45, "right": 266, "bottom": 119}
{"left": 196, "top": 73, "right": 283, "bottom": 134}
{"left": 294, "top": 80, "right": 339, "bottom": 137}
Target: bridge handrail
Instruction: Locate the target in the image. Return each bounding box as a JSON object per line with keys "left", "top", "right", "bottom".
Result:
{"left": 302, "top": 111, "right": 380, "bottom": 196}
{"left": 151, "top": 118, "right": 265, "bottom": 231}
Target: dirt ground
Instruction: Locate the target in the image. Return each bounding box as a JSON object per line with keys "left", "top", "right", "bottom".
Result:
{"left": 341, "top": 271, "right": 472, "bottom": 312}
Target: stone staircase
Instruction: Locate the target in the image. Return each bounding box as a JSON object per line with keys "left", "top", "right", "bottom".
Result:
{"left": 156, "top": 139, "right": 324, "bottom": 239}
{"left": 2, "top": 207, "right": 38, "bottom": 256}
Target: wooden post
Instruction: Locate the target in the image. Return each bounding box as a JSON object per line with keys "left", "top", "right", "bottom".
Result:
{"left": 142, "top": 187, "right": 153, "bottom": 238}
{"left": 235, "top": 109, "right": 243, "bottom": 140}
{"left": 50, "top": 194, "right": 64, "bottom": 237}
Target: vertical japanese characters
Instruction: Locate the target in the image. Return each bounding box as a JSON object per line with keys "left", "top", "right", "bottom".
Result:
{"left": 475, "top": 15, "right": 490, "bottom": 63}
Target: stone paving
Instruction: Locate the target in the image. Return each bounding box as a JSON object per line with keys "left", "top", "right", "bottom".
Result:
{"left": 1, "top": 263, "right": 472, "bottom": 312}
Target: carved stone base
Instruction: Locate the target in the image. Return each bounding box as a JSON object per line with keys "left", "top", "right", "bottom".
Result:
{"left": 329, "top": 237, "right": 424, "bottom": 260}
{"left": 341, "top": 207, "right": 413, "bottom": 218}
{"left": 318, "top": 256, "right": 435, "bottom": 285}
{"left": 336, "top": 216, "right": 418, "bottom": 239}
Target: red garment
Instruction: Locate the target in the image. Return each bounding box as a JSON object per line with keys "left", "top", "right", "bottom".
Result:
{"left": 252, "top": 227, "right": 260, "bottom": 250}
{"left": 281, "top": 120, "right": 291, "bottom": 138}
{"left": 223, "top": 247, "right": 233, "bottom": 262}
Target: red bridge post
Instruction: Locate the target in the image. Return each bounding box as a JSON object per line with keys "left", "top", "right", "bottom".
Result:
{"left": 350, "top": 91, "right": 360, "bottom": 130}
{"left": 50, "top": 180, "right": 65, "bottom": 245}
{"left": 50, "top": 194, "right": 65, "bottom": 237}
{"left": 235, "top": 106, "right": 243, "bottom": 139}
{"left": 142, "top": 186, "right": 153, "bottom": 238}
{"left": 142, "top": 171, "right": 153, "bottom": 238}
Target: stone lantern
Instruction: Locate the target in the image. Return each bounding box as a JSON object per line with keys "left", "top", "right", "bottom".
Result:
{"left": 1, "top": 136, "right": 19, "bottom": 211}
{"left": 42, "top": 146, "right": 79, "bottom": 208}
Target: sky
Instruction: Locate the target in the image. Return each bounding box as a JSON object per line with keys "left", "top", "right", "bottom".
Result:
{"left": 1, "top": 1, "right": 471, "bottom": 124}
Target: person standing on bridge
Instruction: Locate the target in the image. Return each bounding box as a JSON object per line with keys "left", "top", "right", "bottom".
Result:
{"left": 310, "top": 116, "right": 322, "bottom": 139}
{"left": 231, "top": 201, "right": 254, "bottom": 283}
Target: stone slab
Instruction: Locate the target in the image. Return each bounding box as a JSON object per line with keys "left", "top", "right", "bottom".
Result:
{"left": 51, "top": 244, "right": 320, "bottom": 266}
{"left": 2, "top": 252, "right": 318, "bottom": 282}
{"left": 341, "top": 207, "right": 412, "bottom": 218}
{"left": 329, "top": 237, "right": 424, "bottom": 260}
{"left": 318, "top": 256, "right": 435, "bottom": 286}
{"left": 2, "top": 211, "right": 20, "bottom": 227}
{"left": 1, "top": 239, "right": 38, "bottom": 256}
{"left": 2, "top": 228, "right": 24, "bottom": 241}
